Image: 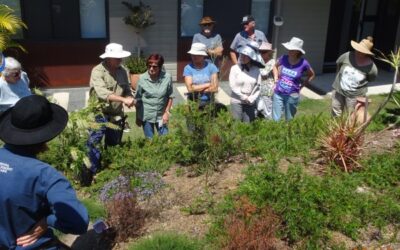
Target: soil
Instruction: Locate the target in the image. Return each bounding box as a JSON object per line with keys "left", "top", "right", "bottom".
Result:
{"left": 61, "top": 129, "right": 400, "bottom": 249}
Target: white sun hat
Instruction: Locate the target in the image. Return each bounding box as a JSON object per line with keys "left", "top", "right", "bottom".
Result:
{"left": 100, "top": 43, "right": 131, "bottom": 59}
{"left": 187, "top": 43, "right": 208, "bottom": 56}
{"left": 282, "top": 37, "right": 305, "bottom": 54}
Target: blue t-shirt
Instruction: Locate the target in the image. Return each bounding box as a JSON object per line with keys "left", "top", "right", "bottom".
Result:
{"left": 183, "top": 61, "right": 218, "bottom": 101}
{"left": 0, "top": 145, "right": 89, "bottom": 249}
{"left": 275, "top": 55, "right": 311, "bottom": 95}
{"left": 230, "top": 30, "right": 268, "bottom": 52}
{"left": 0, "top": 72, "right": 31, "bottom": 112}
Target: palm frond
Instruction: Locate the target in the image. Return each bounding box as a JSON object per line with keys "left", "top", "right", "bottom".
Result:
{"left": 0, "top": 5, "right": 26, "bottom": 33}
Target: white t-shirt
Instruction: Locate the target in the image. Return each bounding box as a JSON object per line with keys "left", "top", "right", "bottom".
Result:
{"left": 229, "top": 64, "right": 261, "bottom": 104}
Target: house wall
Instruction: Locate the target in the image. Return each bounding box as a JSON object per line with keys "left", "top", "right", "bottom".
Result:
{"left": 108, "top": 0, "right": 178, "bottom": 80}
{"left": 273, "top": 0, "right": 331, "bottom": 74}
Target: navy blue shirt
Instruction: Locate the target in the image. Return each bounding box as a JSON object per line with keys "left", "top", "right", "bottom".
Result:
{"left": 0, "top": 145, "right": 89, "bottom": 249}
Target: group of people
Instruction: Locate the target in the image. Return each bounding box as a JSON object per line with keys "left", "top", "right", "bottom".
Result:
{"left": 0, "top": 14, "right": 378, "bottom": 250}
{"left": 188, "top": 15, "right": 377, "bottom": 123}
{"left": 188, "top": 15, "right": 315, "bottom": 122}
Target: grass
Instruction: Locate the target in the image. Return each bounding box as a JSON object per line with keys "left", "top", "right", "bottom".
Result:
{"left": 128, "top": 232, "right": 203, "bottom": 250}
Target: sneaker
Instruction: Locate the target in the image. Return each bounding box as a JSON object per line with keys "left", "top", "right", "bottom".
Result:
{"left": 123, "top": 121, "right": 131, "bottom": 132}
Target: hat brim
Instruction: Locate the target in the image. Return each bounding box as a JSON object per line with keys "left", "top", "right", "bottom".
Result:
{"left": 238, "top": 46, "right": 265, "bottom": 68}
{"left": 100, "top": 51, "right": 131, "bottom": 59}
{"left": 199, "top": 21, "right": 216, "bottom": 25}
{"left": 0, "top": 103, "right": 68, "bottom": 145}
{"left": 350, "top": 41, "right": 374, "bottom": 55}
{"left": 282, "top": 42, "right": 305, "bottom": 54}
{"left": 187, "top": 50, "right": 208, "bottom": 56}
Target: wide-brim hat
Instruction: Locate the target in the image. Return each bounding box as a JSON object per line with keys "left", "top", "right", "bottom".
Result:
{"left": 100, "top": 43, "right": 131, "bottom": 59}
{"left": 351, "top": 36, "right": 374, "bottom": 55}
{"left": 238, "top": 44, "right": 265, "bottom": 68}
{"left": 199, "top": 16, "right": 216, "bottom": 25}
{"left": 259, "top": 42, "right": 273, "bottom": 51}
{"left": 0, "top": 95, "right": 68, "bottom": 145}
{"left": 187, "top": 43, "right": 208, "bottom": 56}
{"left": 282, "top": 37, "right": 305, "bottom": 54}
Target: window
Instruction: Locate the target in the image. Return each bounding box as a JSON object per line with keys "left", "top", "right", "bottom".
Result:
{"left": 20, "top": 0, "right": 107, "bottom": 40}
{"left": 179, "top": 0, "right": 273, "bottom": 38}
{"left": 80, "top": 0, "right": 107, "bottom": 38}
{"left": 251, "top": 0, "right": 272, "bottom": 35}
{"left": 180, "top": 0, "right": 204, "bottom": 37}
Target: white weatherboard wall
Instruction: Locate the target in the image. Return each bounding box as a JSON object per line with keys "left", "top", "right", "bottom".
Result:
{"left": 274, "top": 0, "right": 331, "bottom": 74}
{"left": 109, "top": 0, "right": 178, "bottom": 80}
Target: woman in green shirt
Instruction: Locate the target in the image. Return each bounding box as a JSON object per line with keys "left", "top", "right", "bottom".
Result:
{"left": 135, "top": 54, "right": 174, "bottom": 138}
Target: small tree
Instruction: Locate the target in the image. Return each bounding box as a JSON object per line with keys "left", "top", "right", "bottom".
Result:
{"left": 121, "top": 1, "right": 155, "bottom": 56}
{"left": 0, "top": 4, "right": 27, "bottom": 52}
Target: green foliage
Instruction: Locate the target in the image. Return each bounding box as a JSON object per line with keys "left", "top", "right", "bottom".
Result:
{"left": 0, "top": 4, "right": 27, "bottom": 52}
{"left": 124, "top": 55, "right": 147, "bottom": 74}
{"left": 128, "top": 232, "right": 203, "bottom": 250}
{"left": 38, "top": 98, "right": 112, "bottom": 184}
{"left": 235, "top": 148, "right": 400, "bottom": 247}
{"left": 122, "top": 1, "right": 155, "bottom": 30}
{"left": 81, "top": 198, "right": 106, "bottom": 221}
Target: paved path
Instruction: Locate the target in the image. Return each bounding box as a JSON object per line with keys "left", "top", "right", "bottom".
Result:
{"left": 42, "top": 70, "right": 397, "bottom": 112}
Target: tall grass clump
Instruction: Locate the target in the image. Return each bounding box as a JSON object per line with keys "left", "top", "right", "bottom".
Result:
{"left": 319, "top": 117, "right": 364, "bottom": 172}
{"left": 128, "top": 232, "right": 203, "bottom": 250}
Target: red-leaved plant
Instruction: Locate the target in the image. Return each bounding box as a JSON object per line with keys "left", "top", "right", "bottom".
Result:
{"left": 223, "top": 196, "right": 280, "bottom": 250}
{"left": 319, "top": 116, "right": 364, "bottom": 172}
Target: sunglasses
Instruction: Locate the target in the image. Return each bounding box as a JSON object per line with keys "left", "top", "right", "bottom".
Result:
{"left": 202, "top": 24, "right": 213, "bottom": 27}
{"left": 147, "top": 64, "right": 159, "bottom": 69}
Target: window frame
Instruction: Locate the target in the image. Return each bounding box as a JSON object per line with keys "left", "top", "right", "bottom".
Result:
{"left": 178, "top": 0, "right": 274, "bottom": 41}
{"left": 17, "top": 0, "right": 109, "bottom": 42}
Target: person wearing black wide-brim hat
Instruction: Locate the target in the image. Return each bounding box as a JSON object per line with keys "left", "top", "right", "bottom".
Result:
{"left": 0, "top": 95, "right": 89, "bottom": 249}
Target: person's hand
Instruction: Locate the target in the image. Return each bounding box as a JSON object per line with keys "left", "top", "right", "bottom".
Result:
{"left": 16, "top": 218, "right": 47, "bottom": 247}
{"left": 162, "top": 111, "right": 170, "bottom": 124}
{"left": 124, "top": 97, "right": 135, "bottom": 107}
{"left": 135, "top": 118, "right": 143, "bottom": 127}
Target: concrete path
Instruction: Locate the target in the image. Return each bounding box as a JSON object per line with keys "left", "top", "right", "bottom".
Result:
{"left": 42, "top": 70, "right": 397, "bottom": 112}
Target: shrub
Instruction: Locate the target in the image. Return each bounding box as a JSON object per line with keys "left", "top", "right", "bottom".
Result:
{"left": 100, "top": 175, "right": 146, "bottom": 242}
{"left": 223, "top": 196, "right": 279, "bottom": 250}
{"left": 319, "top": 116, "right": 364, "bottom": 172}
{"left": 128, "top": 232, "right": 202, "bottom": 250}
{"left": 124, "top": 55, "right": 147, "bottom": 74}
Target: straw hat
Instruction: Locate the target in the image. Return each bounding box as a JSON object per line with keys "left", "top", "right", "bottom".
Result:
{"left": 187, "top": 43, "right": 208, "bottom": 56}
{"left": 351, "top": 36, "right": 374, "bottom": 55}
{"left": 199, "top": 16, "right": 216, "bottom": 25}
{"left": 100, "top": 43, "right": 131, "bottom": 59}
{"left": 282, "top": 37, "right": 305, "bottom": 54}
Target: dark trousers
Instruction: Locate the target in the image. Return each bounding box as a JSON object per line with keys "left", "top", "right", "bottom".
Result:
{"left": 87, "top": 115, "right": 124, "bottom": 173}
